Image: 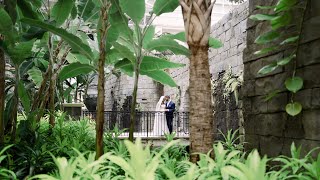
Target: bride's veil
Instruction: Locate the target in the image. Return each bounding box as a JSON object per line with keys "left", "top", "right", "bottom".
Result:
{"left": 155, "top": 96, "right": 165, "bottom": 111}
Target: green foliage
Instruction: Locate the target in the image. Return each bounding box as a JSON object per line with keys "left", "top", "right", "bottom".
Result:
{"left": 21, "top": 18, "right": 94, "bottom": 60}
{"left": 51, "top": 0, "right": 74, "bottom": 27}
{"left": 7, "top": 39, "right": 35, "bottom": 65}
{"left": 0, "top": 7, "right": 14, "bottom": 43}
{"left": 146, "top": 38, "right": 190, "bottom": 56}
{"left": 119, "top": 0, "right": 145, "bottom": 23}
{"left": 251, "top": 0, "right": 307, "bottom": 116}
{"left": 1, "top": 115, "right": 319, "bottom": 179}
{"left": 58, "top": 62, "right": 95, "bottom": 81}
{"left": 153, "top": 0, "right": 180, "bottom": 16}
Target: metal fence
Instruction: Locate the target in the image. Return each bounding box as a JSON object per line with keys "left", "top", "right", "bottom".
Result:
{"left": 83, "top": 111, "right": 189, "bottom": 138}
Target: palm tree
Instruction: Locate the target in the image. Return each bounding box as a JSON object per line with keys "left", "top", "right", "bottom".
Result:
{"left": 179, "top": 0, "right": 216, "bottom": 163}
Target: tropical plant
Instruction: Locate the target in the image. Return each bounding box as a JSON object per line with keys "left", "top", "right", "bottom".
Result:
{"left": 178, "top": 0, "right": 223, "bottom": 162}
{"left": 250, "top": 0, "right": 308, "bottom": 116}
{"left": 107, "top": 0, "right": 189, "bottom": 141}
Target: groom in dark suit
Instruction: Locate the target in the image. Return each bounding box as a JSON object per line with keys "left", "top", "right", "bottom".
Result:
{"left": 165, "top": 95, "right": 175, "bottom": 134}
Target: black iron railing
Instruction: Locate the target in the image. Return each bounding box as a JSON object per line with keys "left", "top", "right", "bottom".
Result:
{"left": 83, "top": 111, "right": 189, "bottom": 138}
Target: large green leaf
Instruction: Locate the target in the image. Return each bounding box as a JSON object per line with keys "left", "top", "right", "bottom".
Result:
{"left": 115, "top": 56, "right": 185, "bottom": 72}
{"left": 7, "top": 39, "right": 35, "bottom": 65}
{"left": 153, "top": 0, "right": 179, "bottom": 16}
{"left": 106, "top": 49, "right": 123, "bottom": 64}
{"left": 17, "top": 0, "right": 39, "bottom": 20}
{"left": 66, "top": 53, "right": 91, "bottom": 64}
{"left": 286, "top": 102, "right": 302, "bottom": 116}
{"left": 209, "top": 37, "right": 223, "bottom": 49}
{"left": 146, "top": 38, "right": 190, "bottom": 56}
{"left": 119, "top": 0, "right": 145, "bottom": 23}
{"left": 0, "top": 7, "right": 14, "bottom": 42}
{"left": 112, "top": 42, "right": 136, "bottom": 62}
{"left": 275, "top": 0, "right": 298, "bottom": 13}
{"left": 108, "top": 11, "right": 130, "bottom": 43}
{"left": 140, "top": 56, "right": 185, "bottom": 71}
{"left": 142, "top": 26, "right": 155, "bottom": 48}
{"left": 4, "top": 0, "right": 17, "bottom": 24}
{"left": 255, "top": 31, "right": 280, "bottom": 44}
{"left": 165, "top": 32, "right": 186, "bottom": 42}
{"left": 285, "top": 76, "right": 303, "bottom": 93}
{"left": 141, "top": 70, "right": 177, "bottom": 87}
{"left": 51, "top": 0, "right": 74, "bottom": 27}
{"left": 114, "top": 58, "right": 134, "bottom": 77}
{"left": 27, "top": 67, "right": 43, "bottom": 87}
{"left": 77, "top": 0, "right": 99, "bottom": 21}
{"left": 18, "top": 81, "right": 31, "bottom": 113}
{"left": 59, "top": 62, "right": 95, "bottom": 81}
{"left": 22, "top": 18, "right": 94, "bottom": 60}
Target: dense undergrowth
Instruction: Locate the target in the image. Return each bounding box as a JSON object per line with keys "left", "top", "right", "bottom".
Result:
{"left": 0, "top": 113, "right": 319, "bottom": 180}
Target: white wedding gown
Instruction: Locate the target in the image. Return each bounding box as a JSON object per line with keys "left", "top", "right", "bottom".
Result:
{"left": 151, "top": 96, "right": 169, "bottom": 136}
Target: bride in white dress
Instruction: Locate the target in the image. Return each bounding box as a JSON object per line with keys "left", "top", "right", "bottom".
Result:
{"left": 151, "top": 96, "right": 169, "bottom": 136}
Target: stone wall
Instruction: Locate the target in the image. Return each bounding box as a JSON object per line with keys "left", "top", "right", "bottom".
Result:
{"left": 243, "top": 0, "right": 320, "bottom": 157}
{"left": 103, "top": 74, "right": 162, "bottom": 111}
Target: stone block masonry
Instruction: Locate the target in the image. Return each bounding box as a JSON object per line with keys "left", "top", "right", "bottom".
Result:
{"left": 242, "top": 0, "right": 320, "bottom": 157}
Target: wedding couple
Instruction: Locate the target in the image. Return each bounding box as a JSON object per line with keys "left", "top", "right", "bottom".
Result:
{"left": 151, "top": 95, "right": 175, "bottom": 136}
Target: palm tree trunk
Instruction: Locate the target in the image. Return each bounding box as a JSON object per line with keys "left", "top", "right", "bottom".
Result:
{"left": 189, "top": 45, "right": 214, "bottom": 162}
{"left": 0, "top": 48, "right": 5, "bottom": 144}
{"left": 179, "top": 0, "right": 215, "bottom": 163}
{"left": 96, "top": 2, "right": 110, "bottom": 159}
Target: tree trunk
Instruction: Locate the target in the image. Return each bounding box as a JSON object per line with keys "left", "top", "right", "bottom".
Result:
{"left": 10, "top": 65, "right": 19, "bottom": 142}
{"left": 0, "top": 48, "right": 5, "bottom": 144}
{"left": 189, "top": 45, "right": 214, "bottom": 162}
{"left": 96, "top": 2, "right": 109, "bottom": 159}
{"left": 48, "top": 75, "right": 56, "bottom": 128}
{"left": 179, "top": 0, "right": 215, "bottom": 163}
{"left": 129, "top": 66, "right": 140, "bottom": 142}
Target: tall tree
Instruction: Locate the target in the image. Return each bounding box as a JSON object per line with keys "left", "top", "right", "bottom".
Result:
{"left": 179, "top": 0, "right": 216, "bottom": 163}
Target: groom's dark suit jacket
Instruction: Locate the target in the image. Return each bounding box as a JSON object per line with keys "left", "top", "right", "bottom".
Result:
{"left": 165, "top": 101, "right": 175, "bottom": 116}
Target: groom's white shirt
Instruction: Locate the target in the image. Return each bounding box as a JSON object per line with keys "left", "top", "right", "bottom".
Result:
{"left": 166, "top": 100, "right": 171, "bottom": 107}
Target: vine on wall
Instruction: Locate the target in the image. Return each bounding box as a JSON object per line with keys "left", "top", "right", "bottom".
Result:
{"left": 250, "top": 0, "right": 308, "bottom": 116}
